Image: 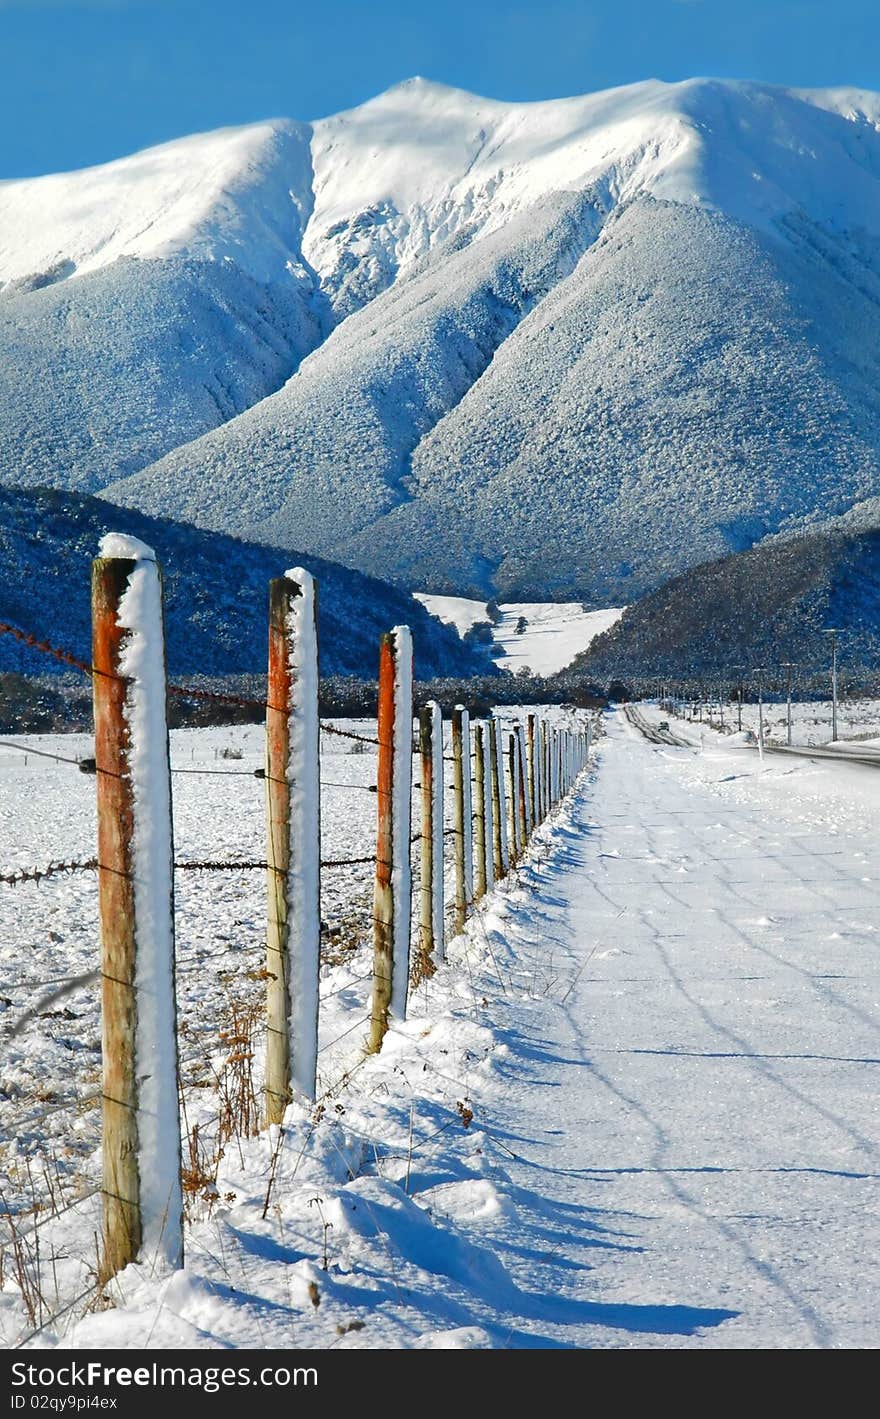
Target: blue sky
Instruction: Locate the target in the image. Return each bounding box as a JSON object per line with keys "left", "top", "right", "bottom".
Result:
{"left": 2, "top": 0, "right": 880, "bottom": 177}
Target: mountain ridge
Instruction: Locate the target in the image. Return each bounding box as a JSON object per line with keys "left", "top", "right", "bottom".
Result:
{"left": 2, "top": 77, "right": 880, "bottom": 603}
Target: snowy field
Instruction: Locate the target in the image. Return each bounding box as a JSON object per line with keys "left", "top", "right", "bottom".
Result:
{"left": 1, "top": 706, "right": 877, "bottom": 1348}
{"left": 414, "top": 594, "right": 624, "bottom": 675}
{"left": 0, "top": 706, "right": 588, "bottom": 1347}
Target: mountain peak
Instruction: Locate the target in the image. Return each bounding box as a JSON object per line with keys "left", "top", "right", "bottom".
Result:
{"left": 3, "top": 76, "right": 880, "bottom": 611}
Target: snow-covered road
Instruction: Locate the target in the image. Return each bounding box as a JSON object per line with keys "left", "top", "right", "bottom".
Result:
{"left": 466, "top": 709, "right": 880, "bottom": 1346}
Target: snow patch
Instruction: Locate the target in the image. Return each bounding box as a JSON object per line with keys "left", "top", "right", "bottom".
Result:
{"left": 99, "top": 532, "right": 157, "bottom": 562}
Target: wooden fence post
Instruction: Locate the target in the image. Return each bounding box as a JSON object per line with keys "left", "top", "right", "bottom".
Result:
{"left": 539, "top": 726, "right": 547, "bottom": 817}
{"left": 451, "top": 706, "right": 473, "bottom": 933}
{"left": 369, "top": 627, "right": 413, "bottom": 1052}
{"left": 265, "top": 571, "right": 321, "bottom": 1120}
{"left": 507, "top": 732, "right": 520, "bottom": 860}
{"left": 517, "top": 723, "right": 531, "bottom": 843}
{"left": 473, "top": 722, "right": 488, "bottom": 900}
{"left": 92, "top": 537, "right": 182, "bottom": 1283}
{"left": 419, "top": 701, "right": 444, "bottom": 968}
{"left": 527, "top": 714, "right": 537, "bottom": 829}
{"left": 489, "top": 716, "right": 509, "bottom": 877}
{"left": 482, "top": 722, "right": 495, "bottom": 893}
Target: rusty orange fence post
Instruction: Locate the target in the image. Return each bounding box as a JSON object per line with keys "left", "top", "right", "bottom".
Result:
{"left": 265, "top": 571, "right": 321, "bottom": 1121}
{"left": 92, "top": 540, "right": 181, "bottom": 1284}
{"left": 369, "top": 626, "right": 413, "bottom": 1053}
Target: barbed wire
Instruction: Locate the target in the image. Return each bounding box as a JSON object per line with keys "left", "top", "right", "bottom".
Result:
{"left": 167, "top": 681, "right": 265, "bottom": 709}
{"left": 320, "top": 724, "right": 380, "bottom": 747}
{"left": 0, "top": 621, "right": 103, "bottom": 680}
{"left": 0, "top": 853, "right": 387, "bottom": 886}
{"left": 0, "top": 858, "right": 97, "bottom": 886}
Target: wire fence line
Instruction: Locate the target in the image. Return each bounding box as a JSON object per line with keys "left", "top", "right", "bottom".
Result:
{"left": 0, "top": 585, "right": 592, "bottom": 1346}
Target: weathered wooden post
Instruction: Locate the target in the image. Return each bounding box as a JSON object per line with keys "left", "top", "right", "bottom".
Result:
{"left": 517, "top": 722, "right": 531, "bottom": 843}
{"left": 507, "top": 732, "right": 520, "bottom": 860}
{"left": 92, "top": 534, "right": 182, "bottom": 1282}
{"left": 489, "top": 716, "right": 509, "bottom": 877}
{"left": 539, "top": 720, "right": 549, "bottom": 819}
{"left": 265, "top": 570, "right": 321, "bottom": 1121}
{"left": 473, "top": 722, "right": 488, "bottom": 900}
{"left": 527, "top": 714, "right": 537, "bottom": 830}
{"left": 482, "top": 723, "right": 495, "bottom": 894}
{"left": 451, "top": 706, "right": 473, "bottom": 933}
{"left": 370, "top": 627, "right": 413, "bottom": 1052}
{"left": 419, "top": 701, "right": 445, "bottom": 968}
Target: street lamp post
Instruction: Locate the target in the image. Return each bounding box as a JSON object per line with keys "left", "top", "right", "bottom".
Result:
{"left": 781, "top": 662, "right": 795, "bottom": 747}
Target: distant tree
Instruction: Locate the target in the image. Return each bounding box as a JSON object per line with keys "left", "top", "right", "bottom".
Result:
{"left": 515, "top": 615, "right": 528, "bottom": 635}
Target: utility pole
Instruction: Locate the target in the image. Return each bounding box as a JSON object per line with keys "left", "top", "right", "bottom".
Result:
{"left": 822, "top": 630, "right": 840, "bottom": 743}
{"left": 781, "top": 662, "right": 795, "bottom": 747}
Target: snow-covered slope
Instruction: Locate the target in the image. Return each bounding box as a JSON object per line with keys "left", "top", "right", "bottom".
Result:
{"left": 0, "top": 122, "right": 326, "bottom": 490}
{"left": 578, "top": 509, "right": 880, "bottom": 682}
{"left": 0, "top": 487, "right": 487, "bottom": 681}
{"left": 415, "top": 594, "right": 624, "bottom": 675}
{"left": 4, "top": 79, "right": 880, "bottom": 599}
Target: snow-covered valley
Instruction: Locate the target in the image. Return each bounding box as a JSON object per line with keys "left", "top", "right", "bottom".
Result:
{"left": 414, "top": 595, "right": 625, "bottom": 675}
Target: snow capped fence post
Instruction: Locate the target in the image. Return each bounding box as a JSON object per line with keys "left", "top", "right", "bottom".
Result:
{"left": 265, "top": 571, "right": 321, "bottom": 1121}
{"left": 540, "top": 721, "right": 549, "bottom": 820}
{"left": 516, "top": 726, "right": 528, "bottom": 845}
{"left": 418, "top": 701, "right": 444, "bottom": 970}
{"left": 490, "top": 716, "right": 509, "bottom": 878}
{"left": 535, "top": 721, "right": 544, "bottom": 821}
{"left": 473, "top": 723, "right": 488, "bottom": 901}
{"left": 369, "top": 627, "right": 413, "bottom": 1053}
{"left": 527, "top": 714, "right": 537, "bottom": 828}
{"left": 91, "top": 535, "right": 182, "bottom": 1283}
{"left": 482, "top": 724, "right": 495, "bottom": 893}
{"left": 507, "top": 733, "right": 520, "bottom": 861}
{"left": 451, "top": 706, "right": 473, "bottom": 934}
{"left": 586, "top": 720, "right": 592, "bottom": 763}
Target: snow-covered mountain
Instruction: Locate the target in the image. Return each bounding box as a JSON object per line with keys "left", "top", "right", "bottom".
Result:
{"left": 3, "top": 78, "right": 880, "bottom": 602}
